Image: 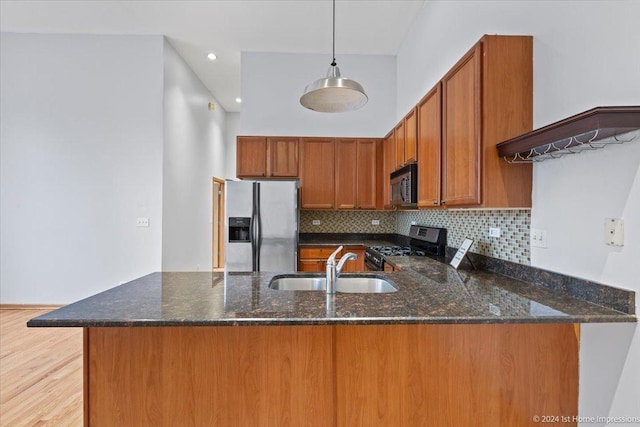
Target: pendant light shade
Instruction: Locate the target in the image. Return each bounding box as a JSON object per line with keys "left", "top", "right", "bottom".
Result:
{"left": 300, "top": 64, "right": 368, "bottom": 113}
{"left": 300, "top": 0, "right": 368, "bottom": 113}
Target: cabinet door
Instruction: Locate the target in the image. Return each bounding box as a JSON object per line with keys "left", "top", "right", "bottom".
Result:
{"left": 394, "top": 121, "right": 405, "bottom": 169}
{"left": 383, "top": 133, "right": 395, "bottom": 209}
{"left": 236, "top": 136, "right": 267, "bottom": 178}
{"left": 356, "top": 140, "right": 377, "bottom": 210}
{"left": 442, "top": 44, "right": 482, "bottom": 206}
{"left": 404, "top": 108, "right": 418, "bottom": 164}
{"left": 268, "top": 137, "right": 298, "bottom": 177}
{"left": 335, "top": 139, "right": 357, "bottom": 209}
{"left": 300, "top": 138, "right": 335, "bottom": 209}
{"left": 297, "top": 259, "right": 325, "bottom": 272}
{"left": 417, "top": 84, "right": 442, "bottom": 208}
{"left": 341, "top": 247, "right": 366, "bottom": 272}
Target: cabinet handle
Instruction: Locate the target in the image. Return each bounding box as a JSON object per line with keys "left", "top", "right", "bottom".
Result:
{"left": 433, "top": 201, "right": 438, "bottom": 205}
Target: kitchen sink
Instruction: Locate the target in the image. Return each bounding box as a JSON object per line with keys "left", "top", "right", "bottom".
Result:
{"left": 268, "top": 275, "right": 397, "bottom": 293}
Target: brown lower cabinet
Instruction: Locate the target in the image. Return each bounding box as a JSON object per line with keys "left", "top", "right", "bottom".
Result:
{"left": 298, "top": 246, "right": 365, "bottom": 272}
{"left": 85, "top": 323, "right": 578, "bottom": 426}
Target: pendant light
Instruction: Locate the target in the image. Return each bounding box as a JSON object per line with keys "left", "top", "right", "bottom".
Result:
{"left": 300, "top": 0, "right": 368, "bottom": 113}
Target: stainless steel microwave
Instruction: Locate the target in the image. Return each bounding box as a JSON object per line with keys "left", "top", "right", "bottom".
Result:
{"left": 390, "top": 163, "right": 417, "bottom": 206}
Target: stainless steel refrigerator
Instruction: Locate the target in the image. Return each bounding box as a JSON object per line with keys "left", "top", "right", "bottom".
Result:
{"left": 224, "top": 180, "right": 299, "bottom": 272}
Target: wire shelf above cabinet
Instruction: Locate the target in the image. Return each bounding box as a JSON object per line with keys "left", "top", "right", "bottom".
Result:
{"left": 497, "top": 106, "right": 640, "bottom": 163}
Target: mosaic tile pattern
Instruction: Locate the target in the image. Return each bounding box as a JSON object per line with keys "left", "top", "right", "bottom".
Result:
{"left": 300, "top": 211, "right": 396, "bottom": 234}
{"left": 397, "top": 209, "right": 531, "bottom": 265}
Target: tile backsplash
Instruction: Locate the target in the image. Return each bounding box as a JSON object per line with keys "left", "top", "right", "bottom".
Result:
{"left": 397, "top": 209, "right": 531, "bottom": 265}
{"left": 300, "top": 209, "right": 531, "bottom": 265}
{"left": 300, "top": 211, "right": 396, "bottom": 234}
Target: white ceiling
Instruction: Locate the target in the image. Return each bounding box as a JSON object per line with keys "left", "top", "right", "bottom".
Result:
{"left": 1, "top": 0, "right": 426, "bottom": 113}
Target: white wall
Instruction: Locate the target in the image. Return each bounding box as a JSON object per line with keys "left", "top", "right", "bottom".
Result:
{"left": 397, "top": 1, "right": 640, "bottom": 424}
{"left": 397, "top": 0, "right": 640, "bottom": 127}
{"left": 161, "top": 39, "right": 229, "bottom": 272}
{"left": 240, "top": 52, "right": 396, "bottom": 137}
{"left": 225, "top": 112, "right": 240, "bottom": 179}
{"left": 0, "top": 33, "right": 164, "bottom": 303}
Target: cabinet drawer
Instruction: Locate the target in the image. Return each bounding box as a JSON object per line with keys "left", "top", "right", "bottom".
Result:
{"left": 299, "top": 246, "right": 341, "bottom": 259}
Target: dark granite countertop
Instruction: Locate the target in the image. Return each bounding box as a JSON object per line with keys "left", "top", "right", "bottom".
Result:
{"left": 29, "top": 256, "right": 635, "bottom": 327}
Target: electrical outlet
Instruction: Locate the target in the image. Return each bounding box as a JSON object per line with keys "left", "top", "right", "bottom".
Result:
{"left": 489, "top": 303, "right": 501, "bottom": 316}
{"left": 604, "top": 218, "right": 624, "bottom": 246}
{"left": 531, "top": 228, "right": 547, "bottom": 248}
{"left": 136, "top": 217, "right": 150, "bottom": 227}
{"left": 312, "top": 219, "right": 321, "bottom": 226}
{"left": 489, "top": 227, "right": 501, "bottom": 238}
{"left": 371, "top": 219, "right": 380, "bottom": 225}
{"left": 411, "top": 221, "right": 417, "bottom": 225}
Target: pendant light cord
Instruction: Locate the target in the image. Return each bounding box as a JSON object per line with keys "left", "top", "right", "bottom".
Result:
{"left": 331, "top": 0, "right": 336, "bottom": 66}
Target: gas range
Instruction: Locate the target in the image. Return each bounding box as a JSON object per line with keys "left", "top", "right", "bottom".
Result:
{"left": 368, "top": 245, "right": 427, "bottom": 257}
{"left": 364, "top": 225, "right": 447, "bottom": 271}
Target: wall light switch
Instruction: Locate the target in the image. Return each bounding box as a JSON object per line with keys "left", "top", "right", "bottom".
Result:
{"left": 312, "top": 220, "right": 321, "bottom": 226}
{"left": 371, "top": 219, "right": 380, "bottom": 225}
{"left": 531, "top": 228, "right": 547, "bottom": 248}
{"left": 136, "top": 217, "right": 150, "bottom": 227}
{"left": 604, "top": 218, "right": 624, "bottom": 246}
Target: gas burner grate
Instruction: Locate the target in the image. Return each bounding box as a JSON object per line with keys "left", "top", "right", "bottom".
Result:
{"left": 369, "top": 246, "right": 427, "bottom": 257}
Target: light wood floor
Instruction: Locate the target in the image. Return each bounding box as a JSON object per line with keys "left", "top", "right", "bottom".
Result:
{"left": 0, "top": 309, "right": 83, "bottom": 426}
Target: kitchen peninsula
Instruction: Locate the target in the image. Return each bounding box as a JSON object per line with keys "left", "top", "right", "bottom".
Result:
{"left": 29, "top": 254, "right": 634, "bottom": 427}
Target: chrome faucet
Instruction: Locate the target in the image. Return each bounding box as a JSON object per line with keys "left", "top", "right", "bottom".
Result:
{"left": 326, "top": 246, "right": 358, "bottom": 294}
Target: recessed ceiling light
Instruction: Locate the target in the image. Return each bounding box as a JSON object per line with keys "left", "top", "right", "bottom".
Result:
{"left": 235, "top": 97, "right": 242, "bottom": 103}
{"left": 207, "top": 52, "right": 217, "bottom": 61}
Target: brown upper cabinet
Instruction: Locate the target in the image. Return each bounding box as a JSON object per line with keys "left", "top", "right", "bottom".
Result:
{"left": 441, "top": 35, "right": 533, "bottom": 208}
{"left": 417, "top": 83, "right": 442, "bottom": 208}
{"left": 335, "top": 139, "right": 377, "bottom": 210}
{"left": 442, "top": 44, "right": 482, "bottom": 206}
{"left": 236, "top": 136, "right": 298, "bottom": 178}
{"left": 300, "top": 138, "right": 335, "bottom": 209}
{"left": 268, "top": 137, "right": 298, "bottom": 177}
{"left": 236, "top": 136, "right": 267, "bottom": 178}
{"left": 394, "top": 121, "right": 405, "bottom": 170}
{"left": 355, "top": 139, "right": 377, "bottom": 210}
{"left": 382, "top": 132, "right": 395, "bottom": 209}
{"left": 383, "top": 35, "right": 532, "bottom": 209}
{"left": 404, "top": 107, "right": 418, "bottom": 164}
{"left": 335, "top": 139, "right": 357, "bottom": 209}
{"left": 393, "top": 109, "right": 418, "bottom": 171}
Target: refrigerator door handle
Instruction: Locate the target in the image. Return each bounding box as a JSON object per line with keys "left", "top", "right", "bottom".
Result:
{"left": 251, "top": 182, "right": 261, "bottom": 271}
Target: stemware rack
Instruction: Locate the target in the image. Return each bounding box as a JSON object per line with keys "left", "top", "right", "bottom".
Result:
{"left": 497, "top": 106, "right": 640, "bottom": 163}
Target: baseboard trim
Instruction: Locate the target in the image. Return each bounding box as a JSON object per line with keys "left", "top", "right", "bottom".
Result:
{"left": 0, "top": 304, "right": 63, "bottom": 310}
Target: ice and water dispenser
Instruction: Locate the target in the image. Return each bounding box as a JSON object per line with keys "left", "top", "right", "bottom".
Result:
{"left": 228, "top": 217, "right": 251, "bottom": 242}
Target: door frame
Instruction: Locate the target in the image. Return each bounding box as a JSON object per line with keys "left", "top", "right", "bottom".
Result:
{"left": 212, "top": 178, "right": 225, "bottom": 270}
